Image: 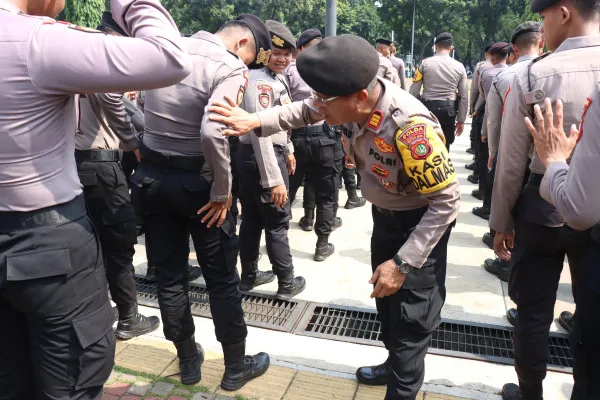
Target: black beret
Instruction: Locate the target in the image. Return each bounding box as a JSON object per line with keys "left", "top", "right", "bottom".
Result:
{"left": 530, "top": 0, "right": 558, "bottom": 13}
{"left": 297, "top": 34, "right": 379, "bottom": 97}
{"left": 99, "top": 11, "right": 128, "bottom": 37}
{"left": 234, "top": 14, "right": 272, "bottom": 70}
{"left": 266, "top": 20, "right": 296, "bottom": 50}
{"left": 376, "top": 38, "right": 393, "bottom": 46}
{"left": 297, "top": 28, "right": 322, "bottom": 48}
{"left": 511, "top": 21, "right": 541, "bottom": 44}
{"left": 489, "top": 42, "right": 510, "bottom": 56}
{"left": 435, "top": 32, "right": 453, "bottom": 43}
{"left": 484, "top": 43, "right": 493, "bottom": 53}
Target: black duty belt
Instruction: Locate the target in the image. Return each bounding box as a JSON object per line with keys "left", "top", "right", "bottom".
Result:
{"left": 75, "top": 149, "right": 122, "bottom": 162}
{"left": 0, "top": 195, "right": 87, "bottom": 233}
{"left": 239, "top": 142, "right": 285, "bottom": 156}
{"left": 292, "top": 124, "right": 329, "bottom": 137}
{"left": 139, "top": 142, "right": 205, "bottom": 172}
{"left": 528, "top": 172, "right": 543, "bottom": 186}
{"left": 422, "top": 99, "right": 455, "bottom": 108}
{"left": 375, "top": 206, "right": 401, "bottom": 217}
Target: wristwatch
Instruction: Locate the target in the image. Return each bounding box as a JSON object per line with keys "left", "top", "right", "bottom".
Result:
{"left": 393, "top": 254, "right": 414, "bottom": 274}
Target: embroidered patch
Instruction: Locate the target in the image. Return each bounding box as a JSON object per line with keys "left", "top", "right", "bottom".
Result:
{"left": 502, "top": 86, "right": 511, "bottom": 114}
{"left": 257, "top": 83, "right": 272, "bottom": 109}
{"left": 368, "top": 110, "right": 384, "bottom": 130}
{"left": 396, "top": 124, "right": 432, "bottom": 160}
{"left": 243, "top": 71, "right": 249, "bottom": 89}
{"left": 380, "top": 179, "right": 393, "bottom": 189}
{"left": 237, "top": 86, "right": 245, "bottom": 106}
{"left": 256, "top": 48, "right": 271, "bottom": 65}
{"left": 372, "top": 164, "right": 389, "bottom": 178}
{"left": 272, "top": 35, "right": 284, "bottom": 47}
{"left": 413, "top": 68, "right": 423, "bottom": 82}
{"left": 373, "top": 137, "right": 394, "bottom": 153}
{"left": 578, "top": 97, "right": 592, "bottom": 143}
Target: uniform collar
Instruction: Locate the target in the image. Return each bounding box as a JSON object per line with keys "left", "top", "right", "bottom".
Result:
{"left": 555, "top": 35, "right": 600, "bottom": 53}
{"left": 364, "top": 78, "right": 394, "bottom": 134}
{"left": 434, "top": 53, "right": 451, "bottom": 57}
{"left": 0, "top": 0, "right": 22, "bottom": 13}
{"left": 192, "top": 31, "right": 226, "bottom": 49}
{"left": 515, "top": 54, "right": 535, "bottom": 63}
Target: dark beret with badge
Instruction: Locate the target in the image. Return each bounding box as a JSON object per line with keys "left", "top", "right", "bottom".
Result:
{"left": 511, "top": 21, "right": 541, "bottom": 44}
{"left": 98, "top": 11, "right": 128, "bottom": 37}
{"left": 265, "top": 20, "right": 296, "bottom": 50}
{"left": 489, "top": 42, "right": 510, "bottom": 57}
{"left": 530, "top": 0, "right": 558, "bottom": 13}
{"left": 297, "top": 28, "right": 322, "bottom": 49}
{"left": 435, "top": 31, "right": 453, "bottom": 44}
{"left": 297, "top": 34, "right": 379, "bottom": 97}
{"left": 235, "top": 14, "right": 272, "bottom": 70}
{"left": 376, "top": 38, "right": 393, "bottom": 46}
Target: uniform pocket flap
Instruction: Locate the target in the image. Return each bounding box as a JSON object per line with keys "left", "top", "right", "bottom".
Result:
{"left": 101, "top": 206, "right": 137, "bottom": 226}
{"left": 524, "top": 89, "right": 545, "bottom": 105}
{"left": 318, "top": 137, "right": 337, "bottom": 147}
{"left": 72, "top": 305, "right": 114, "bottom": 349}
{"left": 181, "top": 177, "right": 208, "bottom": 193}
{"left": 78, "top": 171, "right": 98, "bottom": 187}
{"left": 6, "top": 248, "right": 71, "bottom": 282}
{"left": 130, "top": 173, "right": 154, "bottom": 188}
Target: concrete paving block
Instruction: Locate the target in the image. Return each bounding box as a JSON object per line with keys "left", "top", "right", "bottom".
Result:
{"left": 426, "top": 393, "right": 468, "bottom": 400}
{"left": 115, "top": 340, "right": 130, "bottom": 356}
{"left": 191, "top": 393, "right": 215, "bottom": 400}
{"left": 115, "top": 342, "right": 177, "bottom": 376}
{"left": 105, "top": 371, "right": 120, "bottom": 386}
{"left": 151, "top": 381, "right": 175, "bottom": 397}
{"left": 216, "top": 365, "right": 296, "bottom": 400}
{"left": 127, "top": 380, "right": 152, "bottom": 396}
{"left": 194, "top": 359, "right": 226, "bottom": 392}
{"left": 167, "top": 396, "right": 188, "bottom": 400}
{"left": 171, "top": 388, "right": 192, "bottom": 397}
{"left": 120, "top": 396, "right": 142, "bottom": 400}
{"left": 118, "top": 373, "right": 138, "bottom": 383}
{"left": 101, "top": 394, "right": 119, "bottom": 400}
{"left": 353, "top": 384, "right": 386, "bottom": 400}
{"left": 104, "top": 382, "right": 130, "bottom": 397}
{"left": 284, "top": 371, "right": 357, "bottom": 400}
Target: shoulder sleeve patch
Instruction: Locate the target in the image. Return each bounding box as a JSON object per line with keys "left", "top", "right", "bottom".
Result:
{"left": 395, "top": 116, "right": 456, "bottom": 195}
{"left": 256, "top": 81, "right": 273, "bottom": 109}
{"left": 413, "top": 67, "right": 423, "bottom": 82}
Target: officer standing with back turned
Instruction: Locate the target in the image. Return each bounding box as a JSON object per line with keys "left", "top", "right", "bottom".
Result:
{"left": 0, "top": 0, "right": 191, "bottom": 398}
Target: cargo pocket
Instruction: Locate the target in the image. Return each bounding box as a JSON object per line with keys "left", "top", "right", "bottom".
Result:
{"left": 130, "top": 172, "right": 155, "bottom": 216}
{"left": 318, "top": 137, "right": 337, "bottom": 164}
{"left": 400, "top": 288, "right": 439, "bottom": 334}
{"left": 181, "top": 175, "right": 210, "bottom": 217}
{"left": 78, "top": 171, "right": 98, "bottom": 187}
{"left": 220, "top": 214, "right": 240, "bottom": 272}
{"left": 71, "top": 304, "right": 116, "bottom": 389}
{"left": 101, "top": 205, "right": 138, "bottom": 248}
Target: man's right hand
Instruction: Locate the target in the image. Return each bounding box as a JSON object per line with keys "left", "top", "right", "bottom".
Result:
{"left": 494, "top": 231, "right": 515, "bottom": 261}
{"left": 271, "top": 184, "right": 288, "bottom": 208}
{"left": 487, "top": 155, "right": 494, "bottom": 170}
{"left": 208, "top": 96, "right": 261, "bottom": 137}
{"left": 197, "top": 196, "right": 232, "bottom": 228}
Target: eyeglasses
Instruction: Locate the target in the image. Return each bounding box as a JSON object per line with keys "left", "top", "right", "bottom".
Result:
{"left": 313, "top": 93, "right": 340, "bottom": 104}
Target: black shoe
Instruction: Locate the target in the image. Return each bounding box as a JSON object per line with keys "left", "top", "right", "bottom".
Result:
{"left": 484, "top": 258, "right": 511, "bottom": 282}
{"left": 175, "top": 339, "right": 204, "bottom": 386}
{"left": 299, "top": 208, "right": 315, "bottom": 231}
{"left": 482, "top": 232, "right": 494, "bottom": 249}
{"left": 471, "top": 188, "right": 483, "bottom": 200}
{"left": 345, "top": 188, "right": 367, "bottom": 209}
{"left": 314, "top": 235, "right": 335, "bottom": 262}
{"left": 136, "top": 224, "right": 145, "bottom": 237}
{"left": 115, "top": 307, "right": 161, "bottom": 340}
{"left": 276, "top": 276, "right": 306, "bottom": 300}
{"left": 332, "top": 216, "right": 343, "bottom": 230}
{"left": 506, "top": 308, "right": 518, "bottom": 327}
{"left": 466, "top": 147, "right": 475, "bottom": 154}
{"left": 472, "top": 206, "right": 490, "bottom": 220}
{"left": 356, "top": 358, "right": 390, "bottom": 386}
{"left": 558, "top": 311, "right": 574, "bottom": 333}
{"left": 465, "top": 162, "right": 476, "bottom": 171}
{"left": 112, "top": 306, "right": 119, "bottom": 325}
{"left": 501, "top": 383, "right": 522, "bottom": 400}
{"left": 467, "top": 173, "right": 480, "bottom": 184}
{"left": 239, "top": 271, "right": 276, "bottom": 292}
{"left": 188, "top": 264, "right": 202, "bottom": 281}
{"left": 221, "top": 341, "right": 270, "bottom": 391}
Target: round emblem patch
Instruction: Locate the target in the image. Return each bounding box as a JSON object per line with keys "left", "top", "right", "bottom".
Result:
{"left": 415, "top": 143, "right": 428, "bottom": 157}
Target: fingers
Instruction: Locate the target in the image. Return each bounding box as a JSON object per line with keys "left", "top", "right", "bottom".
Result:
{"left": 222, "top": 129, "right": 244, "bottom": 137}
{"left": 555, "top": 99, "right": 564, "bottom": 130}
{"left": 370, "top": 279, "right": 384, "bottom": 299}
{"left": 200, "top": 206, "right": 217, "bottom": 224}
{"left": 205, "top": 208, "right": 221, "bottom": 228}
{"left": 209, "top": 114, "right": 232, "bottom": 124}
{"left": 210, "top": 100, "right": 233, "bottom": 111}
{"left": 224, "top": 95, "right": 237, "bottom": 107}
{"left": 524, "top": 117, "right": 537, "bottom": 138}
{"left": 507, "top": 236, "right": 514, "bottom": 250}
{"left": 544, "top": 98, "right": 554, "bottom": 131}
{"left": 197, "top": 202, "right": 213, "bottom": 216}
{"left": 570, "top": 124, "right": 581, "bottom": 145}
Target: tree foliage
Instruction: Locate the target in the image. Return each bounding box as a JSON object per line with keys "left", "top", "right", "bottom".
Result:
{"left": 63, "top": 0, "right": 104, "bottom": 27}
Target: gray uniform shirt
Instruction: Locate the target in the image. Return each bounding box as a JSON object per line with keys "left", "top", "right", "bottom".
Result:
{"left": 478, "top": 63, "right": 508, "bottom": 138}
{"left": 77, "top": 93, "right": 139, "bottom": 152}
{"left": 540, "top": 83, "right": 600, "bottom": 231}
{"left": 0, "top": 0, "right": 191, "bottom": 212}
{"left": 390, "top": 56, "right": 407, "bottom": 90}
{"left": 490, "top": 36, "right": 600, "bottom": 233}
{"left": 284, "top": 60, "right": 313, "bottom": 101}
{"left": 143, "top": 32, "right": 249, "bottom": 202}
{"left": 486, "top": 55, "right": 535, "bottom": 158}
{"left": 470, "top": 60, "right": 492, "bottom": 113}
{"left": 240, "top": 67, "right": 294, "bottom": 188}
{"left": 252, "top": 78, "right": 460, "bottom": 268}
{"left": 378, "top": 53, "right": 401, "bottom": 86}
{"left": 409, "top": 54, "right": 469, "bottom": 123}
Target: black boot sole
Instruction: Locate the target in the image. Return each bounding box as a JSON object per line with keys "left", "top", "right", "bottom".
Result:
{"left": 299, "top": 223, "right": 314, "bottom": 232}
{"left": 484, "top": 263, "right": 510, "bottom": 282}
{"left": 181, "top": 349, "right": 205, "bottom": 385}
{"left": 115, "top": 319, "right": 161, "bottom": 341}
{"left": 220, "top": 360, "right": 270, "bottom": 391}
{"left": 314, "top": 244, "right": 335, "bottom": 262}
{"left": 355, "top": 372, "right": 389, "bottom": 386}
{"left": 276, "top": 280, "right": 306, "bottom": 301}
{"left": 345, "top": 200, "right": 366, "bottom": 209}
{"left": 239, "top": 274, "right": 276, "bottom": 292}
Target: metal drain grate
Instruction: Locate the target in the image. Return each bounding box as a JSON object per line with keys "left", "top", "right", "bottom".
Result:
{"left": 294, "top": 304, "right": 572, "bottom": 373}
{"left": 133, "top": 277, "right": 306, "bottom": 333}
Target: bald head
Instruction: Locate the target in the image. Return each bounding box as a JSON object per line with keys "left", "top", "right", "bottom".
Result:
{"left": 11, "top": 0, "right": 65, "bottom": 17}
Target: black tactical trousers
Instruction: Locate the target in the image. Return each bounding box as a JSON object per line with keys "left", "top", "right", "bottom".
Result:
{"left": 477, "top": 139, "right": 489, "bottom": 197}
{"left": 509, "top": 184, "right": 590, "bottom": 399}
{"left": 289, "top": 126, "right": 342, "bottom": 236}
{"left": 0, "top": 196, "right": 115, "bottom": 400}
{"left": 342, "top": 165, "right": 360, "bottom": 189}
{"left": 77, "top": 159, "right": 138, "bottom": 312}
{"left": 423, "top": 100, "right": 456, "bottom": 151}
{"left": 131, "top": 161, "right": 247, "bottom": 346}
{"left": 236, "top": 144, "right": 294, "bottom": 281}
{"left": 371, "top": 206, "right": 452, "bottom": 400}
{"left": 471, "top": 112, "right": 484, "bottom": 165}
{"left": 571, "top": 228, "right": 600, "bottom": 400}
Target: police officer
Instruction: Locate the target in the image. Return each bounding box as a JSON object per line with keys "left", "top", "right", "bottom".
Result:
{"left": 471, "top": 42, "right": 509, "bottom": 221}
{"left": 284, "top": 28, "right": 342, "bottom": 261}
{"left": 132, "top": 15, "right": 272, "bottom": 388}
{"left": 376, "top": 38, "right": 401, "bottom": 85}
{"left": 209, "top": 34, "right": 460, "bottom": 400}
{"left": 482, "top": 22, "right": 543, "bottom": 281}
{"left": 525, "top": 91, "right": 600, "bottom": 400}
{"left": 467, "top": 44, "right": 493, "bottom": 159}
{"left": 489, "top": 0, "right": 600, "bottom": 397}
{"left": 0, "top": 0, "right": 191, "bottom": 398}
{"left": 390, "top": 43, "right": 407, "bottom": 90}
{"left": 409, "top": 32, "right": 468, "bottom": 151}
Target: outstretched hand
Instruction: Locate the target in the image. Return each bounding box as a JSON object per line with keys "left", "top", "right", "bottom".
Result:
{"left": 208, "top": 96, "right": 261, "bottom": 137}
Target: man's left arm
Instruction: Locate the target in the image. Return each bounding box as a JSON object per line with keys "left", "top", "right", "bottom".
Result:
{"left": 457, "top": 69, "right": 468, "bottom": 123}
{"left": 96, "top": 92, "right": 139, "bottom": 151}
{"left": 408, "top": 64, "right": 423, "bottom": 98}
{"left": 399, "top": 60, "right": 406, "bottom": 90}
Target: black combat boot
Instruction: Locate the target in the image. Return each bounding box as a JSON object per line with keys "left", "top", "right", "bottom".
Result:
{"left": 356, "top": 357, "right": 391, "bottom": 386}
{"left": 115, "top": 304, "right": 161, "bottom": 340}
{"left": 506, "top": 308, "right": 518, "bottom": 327}
{"left": 465, "top": 161, "right": 476, "bottom": 171}
{"left": 472, "top": 206, "right": 490, "bottom": 220}
{"left": 239, "top": 262, "right": 276, "bottom": 292}
{"left": 471, "top": 188, "right": 483, "bottom": 200}
{"left": 466, "top": 147, "right": 475, "bottom": 154}
{"left": 345, "top": 187, "right": 367, "bottom": 209}
{"left": 314, "top": 235, "right": 335, "bottom": 262}
{"left": 175, "top": 338, "right": 204, "bottom": 385}
{"left": 558, "top": 311, "right": 574, "bottom": 333}
{"left": 332, "top": 216, "right": 343, "bottom": 230}
{"left": 146, "top": 263, "right": 202, "bottom": 282}
{"left": 276, "top": 276, "right": 306, "bottom": 300}
{"left": 299, "top": 208, "right": 315, "bottom": 231}
{"left": 502, "top": 382, "right": 543, "bottom": 400}
{"left": 484, "top": 258, "right": 511, "bottom": 282}
{"left": 467, "top": 173, "right": 480, "bottom": 184}
{"left": 482, "top": 232, "right": 495, "bottom": 249}
{"left": 221, "top": 340, "right": 270, "bottom": 391}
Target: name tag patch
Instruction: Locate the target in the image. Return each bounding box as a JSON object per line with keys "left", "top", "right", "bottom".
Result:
{"left": 371, "top": 164, "right": 389, "bottom": 178}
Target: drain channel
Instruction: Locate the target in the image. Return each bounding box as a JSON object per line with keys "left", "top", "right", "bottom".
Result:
{"left": 133, "top": 277, "right": 306, "bottom": 333}
{"left": 293, "top": 304, "right": 572, "bottom": 373}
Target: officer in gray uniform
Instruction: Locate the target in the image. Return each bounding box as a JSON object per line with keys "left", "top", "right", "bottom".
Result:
{"left": 409, "top": 32, "right": 468, "bottom": 151}
{"left": 489, "top": 0, "right": 600, "bottom": 398}
{"left": 0, "top": 0, "right": 191, "bottom": 398}
{"left": 467, "top": 44, "right": 493, "bottom": 159}
{"left": 482, "top": 22, "right": 543, "bottom": 281}
{"left": 390, "top": 43, "right": 407, "bottom": 90}
{"left": 236, "top": 20, "right": 306, "bottom": 298}
{"left": 526, "top": 89, "right": 600, "bottom": 400}
{"left": 209, "top": 34, "right": 460, "bottom": 400}
{"left": 284, "top": 28, "right": 342, "bottom": 262}
{"left": 132, "top": 15, "right": 272, "bottom": 388}
{"left": 376, "top": 38, "right": 401, "bottom": 85}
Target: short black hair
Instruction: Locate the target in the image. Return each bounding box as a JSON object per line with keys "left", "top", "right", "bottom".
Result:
{"left": 514, "top": 31, "right": 542, "bottom": 48}
{"left": 571, "top": 0, "right": 600, "bottom": 19}
{"left": 220, "top": 20, "right": 252, "bottom": 34}
{"left": 484, "top": 44, "right": 493, "bottom": 53}
{"left": 435, "top": 39, "right": 453, "bottom": 49}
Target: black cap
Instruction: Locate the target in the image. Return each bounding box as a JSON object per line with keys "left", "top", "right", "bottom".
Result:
{"left": 511, "top": 21, "right": 541, "bottom": 44}
{"left": 489, "top": 42, "right": 510, "bottom": 57}
{"left": 235, "top": 14, "right": 272, "bottom": 70}
{"left": 297, "top": 28, "right": 322, "bottom": 48}
{"left": 266, "top": 20, "right": 296, "bottom": 50}
{"left": 435, "top": 32, "right": 453, "bottom": 43}
{"left": 507, "top": 45, "right": 514, "bottom": 55}
{"left": 530, "top": 0, "right": 557, "bottom": 13}
{"left": 484, "top": 43, "right": 493, "bottom": 53}
{"left": 376, "top": 38, "right": 393, "bottom": 46}
{"left": 297, "top": 34, "right": 379, "bottom": 97}
{"left": 99, "top": 11, "right": 127, "bottom": 37}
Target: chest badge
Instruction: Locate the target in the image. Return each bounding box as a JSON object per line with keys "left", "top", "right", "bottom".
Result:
{"left": 374, "top": 137, "right": 394, "bottom": 153}
{"left": 397, "top": 124, "right": 432, "bottom": 160}
{"left": 372, "top": 164, "right": 389, "bottom": 178}
{"left": 578, "top": 97, "right": 592, "bottom": 143}
{"left": 380, "top": 179, "right": 393, "bottom": 189}
{"left": 367, "top": 110, "right": 384, "bottom": 130}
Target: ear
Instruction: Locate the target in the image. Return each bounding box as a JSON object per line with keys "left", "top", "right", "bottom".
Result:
{"left": 559, "top": 5, "right": 572, "bottom": 24}
{"left": 239, "top": 37, "right": 249, "bottom": 49}
{"left": 355, "top": 89, "right": 369, "bottom": 110}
